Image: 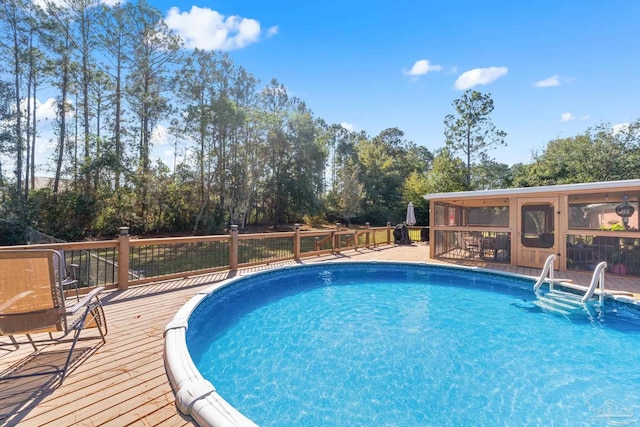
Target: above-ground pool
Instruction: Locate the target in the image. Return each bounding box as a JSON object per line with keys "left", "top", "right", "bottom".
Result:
{"left": 164, "top": 262, "right": 640, "bottom": 426}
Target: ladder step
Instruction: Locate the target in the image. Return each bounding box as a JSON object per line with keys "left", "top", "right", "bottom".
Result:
{"left": 536, "top": 296, "right": 581, "bottom": 311}
{"left": 548, "top": 289, "right": 581, "bottom": 297}
{"left": 548, "top": 290, "right": 584, "bottom": 302}
{"left": 552, "top": 298, "right": 584, "bottom": 308}
{"left": 532, "top": 300, "right": 571, "bottom": 316}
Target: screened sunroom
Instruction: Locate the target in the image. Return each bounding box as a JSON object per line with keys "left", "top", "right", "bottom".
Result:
{"left": 424, "top": 179, "right": 640, "bottom": 276}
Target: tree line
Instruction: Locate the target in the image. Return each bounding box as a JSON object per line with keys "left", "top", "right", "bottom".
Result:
{"left": 1, "top": 0, "right": 639, "bottom": 243}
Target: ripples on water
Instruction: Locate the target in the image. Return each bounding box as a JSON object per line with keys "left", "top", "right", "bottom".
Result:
{"left": 187, "top": 263, "right": 640, "bottom": 426}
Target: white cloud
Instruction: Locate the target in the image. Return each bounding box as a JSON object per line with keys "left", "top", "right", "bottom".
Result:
{"left": 154, "top": 147, "right": 186, "bottom": 173}
{"left": 560, "top": 113, "right": 590, "bottom": 122}
{"left": 266, "top": 25, "right": 279, "bottom": 37}
{"left": 151, "top": 124, "right": 169, "bottom": 146}
{"left": 454, "top": 66, "right": 508, "bottom": 90}
{"left": 33, "top": 0, "right": 63, "bottom": 8}
{"left": 535, "top": 75, "right": 560, "bottom": 88}
{"left": 403, "top": 59, "right": 442, "bottom": 77}
{"left": 36, "top": 98, "right": 58, "bottom": 121}
{"left": 612, "top": 122, "right": 630, "bottom": 134}
{"left": 11, "top": 97, "right": 75, "bottom": 131}
{"left": 340, "top": 122, "right": 355, "bottom": 132}
{"left": 165, "top": 6, "right": 263, "bottom": 51}
{"left": 35, "top": 134, "right": 57, "bottom": 164}
{"left": 4, "top": 97, "right": 61, "bottom": 176}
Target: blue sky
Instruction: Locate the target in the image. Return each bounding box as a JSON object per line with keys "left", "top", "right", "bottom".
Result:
{"left": 29, "top": 0, "right": 640, "bottom": 170}
{"left": 151, "top": 0, "right": 640, "bottom": 166}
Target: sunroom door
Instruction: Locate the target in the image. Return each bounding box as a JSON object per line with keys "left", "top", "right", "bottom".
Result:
{"left": 517, "top": 198, "right": 558, "bottom": 268}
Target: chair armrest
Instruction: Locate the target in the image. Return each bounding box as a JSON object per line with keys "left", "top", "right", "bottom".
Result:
{"left": 66, "top": 287, "right": 105, "bottom": 315}
{"left": 67, "top": 263, "right": 79, "bottom": 280}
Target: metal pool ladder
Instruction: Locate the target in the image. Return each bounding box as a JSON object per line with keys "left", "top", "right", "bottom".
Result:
{"left": 532, "top": 255, "right": 607, "bottom": 315}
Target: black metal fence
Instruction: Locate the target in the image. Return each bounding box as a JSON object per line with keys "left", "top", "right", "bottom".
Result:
{"left": 433, "top": 230, "right": 512, "bottom": 263}
{"left": 567, "top": 234, "right": 640, "bottom": 276}
{"left": 129, "top": 240, "right": 229, "bottom": 278}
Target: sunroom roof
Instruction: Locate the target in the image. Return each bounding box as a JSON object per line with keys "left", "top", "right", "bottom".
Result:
{"left": 423, "top": 179, "right": 640, "bottom": 201}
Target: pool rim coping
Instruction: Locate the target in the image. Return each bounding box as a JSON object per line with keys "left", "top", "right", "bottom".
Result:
{"left": 163, "top": 259, "right": 639, "bottom": 427}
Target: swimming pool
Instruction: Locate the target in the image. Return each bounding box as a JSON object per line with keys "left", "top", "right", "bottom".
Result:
{"left": 164, "top": 262, "right": 640, "bottom": 426}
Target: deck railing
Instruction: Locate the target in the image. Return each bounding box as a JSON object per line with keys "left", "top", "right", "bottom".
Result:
{"left": 0, "top": 222, "right": 425, "bottom": 294}
{"left": 432, "top": 229, "right": 512, "bottom": 263}
{"left": 566, "top": 233, "right": 640, "bottom": 276}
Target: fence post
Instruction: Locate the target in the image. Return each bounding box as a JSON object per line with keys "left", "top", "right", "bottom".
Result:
{"left": 117, "top": 227, "right": 130, "bottom": 291}
{"left": 229, "top": 225, "right": 239, "bottom": 272}
{"left": 293, "top": 223, "right": 301, "bottom": 260}
{"left": 334, "top": 223, "right": 341, "bottom": 254}
{"left": 365, "top": 222, "right": 370, "bottom": 248}
{"left": 386, "top": 222, "right": 391, "bottom": 245}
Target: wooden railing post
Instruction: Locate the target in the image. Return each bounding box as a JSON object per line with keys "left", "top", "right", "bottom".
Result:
{"left": 117, "top": 227, "right": 130, "bottom": 291}
{"left": 386, "top": 222, "right": 391, "bottom": 245}
{"left": 365, "top": 222, "right": 370, "bottom": 248}
{"left": 334, "top": 223, "right": 341, "bottom": 254}
{"left": 229, "top": 225, "right": 239, "bottom": 272}
{"left": 293, "top": 223, "right": 301, "bottom": 260}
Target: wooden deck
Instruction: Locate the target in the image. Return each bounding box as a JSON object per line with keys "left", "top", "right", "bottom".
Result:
{"left": 2, "top": 244, "right": 639, "bottom": 426}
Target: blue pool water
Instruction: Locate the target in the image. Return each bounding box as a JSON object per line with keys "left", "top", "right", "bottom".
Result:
{"left": 186, "top": 262, "right": 640, "bottom": 426}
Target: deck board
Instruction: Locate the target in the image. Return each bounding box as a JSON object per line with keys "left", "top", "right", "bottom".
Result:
{"left": 2, "top": 244, "right": 639, "bottom": 426}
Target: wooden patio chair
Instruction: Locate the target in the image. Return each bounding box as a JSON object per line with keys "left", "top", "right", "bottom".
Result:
{"left": 0, "top": 249, "right": 107, "bottom": 384}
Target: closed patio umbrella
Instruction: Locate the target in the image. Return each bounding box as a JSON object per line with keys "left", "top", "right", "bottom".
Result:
{"left": 406, "top": 202, "right": 416, "bottom": 226}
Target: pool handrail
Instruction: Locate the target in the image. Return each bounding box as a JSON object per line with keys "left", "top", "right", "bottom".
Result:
{"left": 581, "top": 261, "right": 607, "bottom": 304}
{"left": 533, "top": 254, "right": 556, "bottom": 292}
